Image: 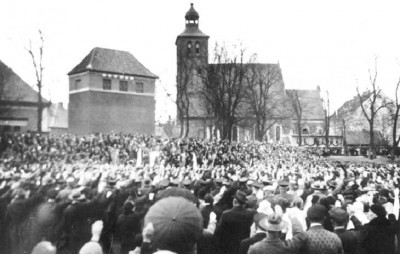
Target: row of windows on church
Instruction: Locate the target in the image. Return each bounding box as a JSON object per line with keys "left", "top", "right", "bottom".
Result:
{"left": 74, "top": 79, "right": 144, "bottom": 93}
{"left": 187, "top": 41, "right": 200, "bottom": 55}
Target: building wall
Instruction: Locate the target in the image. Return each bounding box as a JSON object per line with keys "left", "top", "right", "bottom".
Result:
{"left": 68, "top": 71, "right": 156, "bottom": 135}
{"left": 0, "top": 106, "right": 39, "bottom": 133}
{"left": 69, "top": 72, "right": 155, "bottom": 94}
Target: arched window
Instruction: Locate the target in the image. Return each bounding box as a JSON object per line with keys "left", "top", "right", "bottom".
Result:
{"left": 195, "top": 41, "right": 200, "bottom": 55}
{"left": 302, "top": 128, "right": 309, "bottom": 135}
{"left": 187, "top": 41, "right": 192, "bottom": 55}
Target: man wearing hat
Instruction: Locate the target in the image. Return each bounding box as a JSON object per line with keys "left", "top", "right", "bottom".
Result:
{"left": 329, "top": 207, "right": 361, "bottom": 254}
{"left": 360, "top": 202, "right": 400, "bottom": 254}
{"left": 239, "top": 209, "right": 267, "bottom": 254}
{"left": 248, "top": 205, "right": 306, "bottom": 254}
{"left": 211, "top": 190, "right": 255, "bottom": 254}
{"left": 301, "top": 204, "right": 343, "bottom": 254}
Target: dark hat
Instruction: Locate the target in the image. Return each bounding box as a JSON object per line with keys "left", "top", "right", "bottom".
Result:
{"left": 307, "top": 204, "right": 327, "bottom": 221}
{"left": 234, "top": 190, "right": 247, "bottom": 205}
{"left": 215, "top": 178, "right": 223, "bottom": 184}
{"left": 46, "top": 189, "right": 58, "bottom": 200}
{"left": 68, "top": 190, "right": 86, "bottom": 202}
{"left": 278, "top": 179, "right": 289, "bottom": 187}
{"left": 250, "top": 181, "right": 263, "bottom": 189}
{"left": 204, "top": 194, "right": 214, "bottom": 205}
{"left": 144, "top": 179, "right": 151, "bottom": 187}
{"left": 329, "top": 207, "right": 349, "bottom": 224}
{"left": 379, "top": 188, "right": 390, "bottom": 198}
{"left": 371, "top": 203, "right": 387, "bottom": 217}
{"left": 159, "top": 179, "right": 170, "bottom": 188}
{"left": 170, "top": 179, "right": 180, "bottom": 187}
{"left": 106, "top": 177, "right": 117, "bottom": 186}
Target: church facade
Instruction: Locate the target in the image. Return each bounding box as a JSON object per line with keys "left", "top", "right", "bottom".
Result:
{"left": 175, "top": 4, "right": 325, "bottom": 145}
{"left": 176, "top": 4, "right": 326, "bottom": 144}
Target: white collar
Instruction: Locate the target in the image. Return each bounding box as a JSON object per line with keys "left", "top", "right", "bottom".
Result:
{"left": 310, "top": 222, "right": 322, "bottom": 227}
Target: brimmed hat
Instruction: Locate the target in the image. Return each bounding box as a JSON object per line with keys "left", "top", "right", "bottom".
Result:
{"left": 278, "top": 180, "right": 289, "bottom": 187}
{"left": 312, "top": 181, "right": 328, "bottom": 191}
{"left": 258, "top": 205, "right": 285, "bottom": 232}
{"left": 68, "top": 190, "right": 86, "bottom": 202}
{"left": 250, "top": 181, "right": 263, "bottom": 189}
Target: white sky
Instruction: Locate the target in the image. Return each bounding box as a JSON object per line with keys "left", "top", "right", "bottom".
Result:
{"left": 1, "top": 0, "right": 400, "bottom": 123}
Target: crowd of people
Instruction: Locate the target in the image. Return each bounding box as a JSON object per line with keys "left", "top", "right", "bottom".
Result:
{"left": 0, "top": 132, "right": 400, "bottom": 254}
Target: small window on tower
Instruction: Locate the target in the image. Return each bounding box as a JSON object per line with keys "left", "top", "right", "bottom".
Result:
{"left": 119, "top": 81, "right": 128, "bottom": 91}
{"left": 195, "top": 42, "right": 200, "bottom": 55}
{"left": 75, "top": 79, "right": 81, "bottom": 90}
{"left": 103, "top": 79, "right": 111, "bottom": 90}
{"left": 135, "top": 82, "right": 144, "bottom": 93}
{"left": 187, "top": 41, "right": 192, "bottom": 55}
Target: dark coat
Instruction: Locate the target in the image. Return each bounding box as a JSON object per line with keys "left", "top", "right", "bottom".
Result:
{"left": 56, "top": 197, "right": 109, "bottom": 254}
{"left": 239, "top": 232, "right": 266, "bottom": 254}
{"left": 211, "top": 205, "right": 255, "bottom": 254}
{"left": 334, "top": 228, "right": 361, "bottom": 254}
{"left": 117, "top": 210, "right": 146, "bottom": 254}
{"left": 361, "top": 216, "right": 399, "bottom": 254}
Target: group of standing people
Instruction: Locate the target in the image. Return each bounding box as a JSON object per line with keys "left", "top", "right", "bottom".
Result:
{"left": 0, "top": 132, "right": 400, "bottom": 254}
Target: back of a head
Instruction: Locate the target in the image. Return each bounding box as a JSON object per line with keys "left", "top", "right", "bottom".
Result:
{"left": 307, "top": 204, "right": 327, "bottom": 223}
{"left": 79, "top": 242, "right": 103, "bottom": 254}
{"left": 31, "top": 241, "right": 56, "bottom": 254}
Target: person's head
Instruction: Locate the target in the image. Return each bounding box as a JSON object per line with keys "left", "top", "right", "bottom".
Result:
{"left": 233, "top": 190, "right": 247, "bottom": 207}
{"left": 307, "top": 204, "right": 327, "bottom": 224}
{"left": 329, "top": 207, "right": 349, "bottom": 228}
{"left": 31, "top": 241, "right": 56, "bottom": 254}
{"left": 291, "top": 196, "right": 304, "bottom": 210}
{"left": 123, "top": 201, "right": 135, "bottom": 215}
{"left": 258, "top": 205, "right": 285, "bottom": 238}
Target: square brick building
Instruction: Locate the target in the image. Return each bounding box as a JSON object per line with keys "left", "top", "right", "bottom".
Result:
{"left": 68, "top": 47, "right": 158, "bottom": 134}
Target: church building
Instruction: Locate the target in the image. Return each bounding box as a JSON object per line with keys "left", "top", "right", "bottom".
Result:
{"left": 176, "top": 4, "right": 325, "bottom": 144}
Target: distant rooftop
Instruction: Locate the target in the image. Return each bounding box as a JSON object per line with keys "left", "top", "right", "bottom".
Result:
{"left": 68, "top": 47, "right": 158, "bottom": 79}
{"left": 0, "top": 59, "right": 48, "bottom": 103}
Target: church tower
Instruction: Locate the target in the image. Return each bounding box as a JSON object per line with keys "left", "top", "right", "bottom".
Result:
{"left": 176, "top": 3, "right": 209, "bottom": 137}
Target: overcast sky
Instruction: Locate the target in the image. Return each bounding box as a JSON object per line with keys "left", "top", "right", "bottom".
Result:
{"left": 1, "top": 0, "right": 400, "bottom": 123}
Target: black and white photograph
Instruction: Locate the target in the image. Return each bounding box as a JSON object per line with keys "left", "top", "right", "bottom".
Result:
{"left": 1, "top": 0, "right": 400, "bottom": 253}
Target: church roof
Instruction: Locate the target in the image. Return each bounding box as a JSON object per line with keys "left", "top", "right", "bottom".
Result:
{"left": 185, "top": 3, "right": 199, "bottom": 20}
{"left": 286, "top": 89, "right": 325, "bottom": 120}
{"left": 177, "top": 26, "right": 209, "bottom": 38}
{"left": 68, "top": 47, "right": 158, "bottom": 78}
{"left": 0, "top": 59, "right": 48, "bottom": 104}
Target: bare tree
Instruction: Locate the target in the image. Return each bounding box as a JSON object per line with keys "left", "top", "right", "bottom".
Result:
{"left": 356, "top": 60, "right": 386, "bottom": 159}
{"left": 245, "top": 62, "right": 284, "bottom": 141}
{"left": 389, "top": 76, "right": 400, "bottom": 159}
{"left": 199, "top": 43, "right": 249, "bottom": 140}
{"left": 176, "top": 57, "right": 194, "bottom": 138}
{"left": 287, "top": 90, "right": 307, "bottom": 146}
{"left": 323, "top": 90, "right": 330, "bottom": 146}
{"left": 26, "top": 30, "right": 45, "bottom": 133}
